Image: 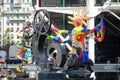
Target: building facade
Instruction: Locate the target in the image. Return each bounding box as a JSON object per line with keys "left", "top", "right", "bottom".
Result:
{"left": 0, "top": 0, "right": 34, "bottom": 47}
{"left": 0, "top": 0, "right": 3, "bottom": 47}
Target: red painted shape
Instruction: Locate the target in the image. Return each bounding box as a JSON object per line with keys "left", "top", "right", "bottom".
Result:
{"left": 75, "top": 18, "right": 82, "bottom": 26}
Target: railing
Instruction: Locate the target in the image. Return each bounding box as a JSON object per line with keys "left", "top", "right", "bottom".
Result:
{"left": 111, "top": 0, "right": 120, "bottom": 2}
{"left": 95, "top": 0, "right": 120, "bottom": 6}
{"left": 41, "top": 0, "right": 120, "bottom": 7}
{"left": 42, "top": 0, "right": 61, "bottom": 7}
{"left": 14, "top": 3, "right": 21, "bottom": 8}
{"left": 4, "top": 12, "right": 31, "bottom": 14}
{"left": 95, "top": 0, "right": 108, "bottom": 6}
{"left": 41, "top": 0, "right": 86, "bottom": 7}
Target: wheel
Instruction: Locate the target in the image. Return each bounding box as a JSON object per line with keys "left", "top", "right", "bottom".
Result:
{"left": 47, "top": 43, "right": 67, "bottom": 67}
{"left": 33, "top": 9, "right": 51, "bottom": 35}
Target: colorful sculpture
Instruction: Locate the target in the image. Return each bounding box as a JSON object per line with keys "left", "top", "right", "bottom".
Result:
{"left": 18, "top": 21, "right": 33, "bottom": 48}
{"left": 48, "top": 9, "right": 105, "bottom": 66}
{"left": 15, "top": 41, "right": 32, "bottom": 73}
{"left": 15, "top": 22, "right": 33, "bottom": 73}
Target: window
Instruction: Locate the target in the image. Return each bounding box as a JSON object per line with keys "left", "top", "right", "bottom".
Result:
{"left": 22, "top": 0, "right": 24, "bottom": 3}
{"left": 17, "top": 35, "right": 19, "bottom": 39}
{"left": 23, "top": 23, "right": 25, "bottom": 26}
{"left": 17, "top": 22, "right": 19, "bottom": 26}
{"left": 11, "top": 28, "right": 14, "bottom": 32}
{"left": 11, "top": 22, "right": 13, "bottom": 26}
{"left": 22, "top": 15, "right": 25, "bottom": 19}
{"left": 7, "top": 8, "right": 9, "bottom": 12}
{"left": 111, "top": 0, "right": 117, "bottom": 2}
{"left": 11, "top": 15, "right": 13, "bottom": 19}
{"left": 11, "top": 41, "right": 14, "bottom": 44}
{"left": 0, "top": 27, "right": 1, "bottom": 32}
{"left": 0, "top": 23, "right": 1, "bottom": 32}
{"left": 65, "top": 0, "right": 86, "bottom": 6}
{"left": 27, "top": 0, "right": 29, "bottom": 3}
{"left": 7, "top": 21, "right": 10, "bottom": 26}
{"left": 16, "top": 15, "right": 19, "bottom": 19}
{"left": 7, "top": 0, "right": 9, "bottom": 3}
{"left": 16, "top": 27, "right": 19, "bottom": 32}
{"left": 27, "top": 15, "right": 29, "bottom": 19}
{"left": 23, "top": 8, "right": 25, "bottom": 12}
{"left": 27, "top": 8, "right": 29, "bottom": 12}
{"left": 42, "top": 0, "right": 61, "bottom": 7}
{"left": 7, "top": 16, "right": 9, "bottom": 19}
{"left": 7, "top": 41, "right": 9, "bottom": 44}
{"left": 7, "top": 34, "right": 10, "bottom": 39}
{"left": 0, "top": 34, "right": 1, "bottom": 40}
{"left": 11, "top": 34, "right": 14, "bottom": 39}
{"left": 17, "top": 9, "right": 19, "bottom": 12}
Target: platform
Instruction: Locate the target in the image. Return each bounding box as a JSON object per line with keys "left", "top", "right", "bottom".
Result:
{"left": 7, "top": 63, "right": 120, "bottom": 73}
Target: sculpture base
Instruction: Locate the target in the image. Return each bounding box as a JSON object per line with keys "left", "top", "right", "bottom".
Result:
{"left": 38, "top": 72, "right": 67, "bottom": 80}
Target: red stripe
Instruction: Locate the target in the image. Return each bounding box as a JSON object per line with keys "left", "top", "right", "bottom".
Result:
{"left": 51, "top": 25, "right": 59, "bottom": 32}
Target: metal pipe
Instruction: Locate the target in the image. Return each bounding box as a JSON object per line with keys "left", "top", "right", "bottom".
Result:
{"left": 62, "top": 0, "right": 65, "bottom": 30}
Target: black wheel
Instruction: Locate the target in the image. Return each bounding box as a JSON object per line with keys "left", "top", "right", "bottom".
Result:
{"left": 47, "top": 43, "right": 67, "bottom": 67}
{"left": 33, "top": 9, "right": 51, "bottom": 35}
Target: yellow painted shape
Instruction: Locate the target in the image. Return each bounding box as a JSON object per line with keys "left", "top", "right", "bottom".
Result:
{"left": 16, "top": 66, "right": 23, "bottom": 73}
{"left": 73, "top": 26, "right": 84, "bottom": 44}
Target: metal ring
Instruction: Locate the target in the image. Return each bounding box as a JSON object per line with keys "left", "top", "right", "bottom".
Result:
{"left": 47, "top": 43, "right": 67, "bottom": 67}
{"left": 33, "top": 9, "right": 51, "bottom": 35}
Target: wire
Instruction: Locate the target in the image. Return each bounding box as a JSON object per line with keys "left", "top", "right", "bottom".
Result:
{"left": 104, "top": 17, "right": 120, "bottom": 32}
{"left": 105, "top": 26, "right": 120, "bottom": 37}
{"left": 104, "top": 17, "right": 120, "bottom": 36}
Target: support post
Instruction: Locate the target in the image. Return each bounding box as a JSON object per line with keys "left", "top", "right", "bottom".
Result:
{"left": 87, "top": 0, "right": 95, "bottom": 79}
{"left": 87, "top": 0, "right": 95, "bottom": 63}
